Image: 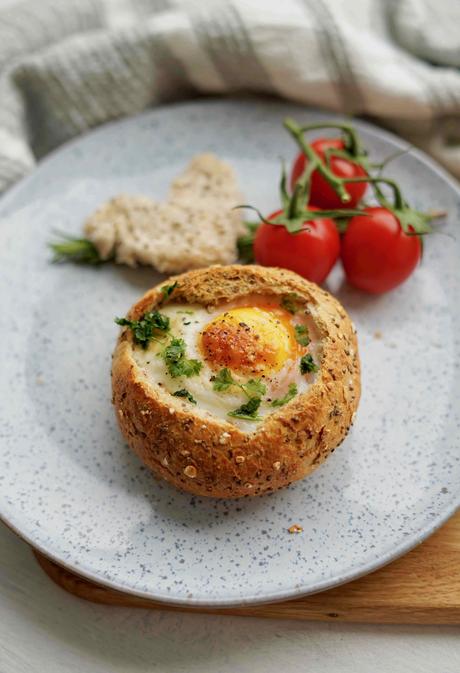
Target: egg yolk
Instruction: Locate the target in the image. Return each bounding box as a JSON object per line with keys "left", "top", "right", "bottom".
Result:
{"left": 200, "top": 306, "right": 299, "bottom": 375}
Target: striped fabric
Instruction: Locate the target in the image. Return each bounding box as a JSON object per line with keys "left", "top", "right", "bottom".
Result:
{"left": 1, "top": 0, "right": 460, "bottom": 192}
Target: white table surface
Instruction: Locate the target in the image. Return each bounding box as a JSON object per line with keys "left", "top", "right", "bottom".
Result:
{"left": 0, "top": 523, "right": 459, "bottom": 673}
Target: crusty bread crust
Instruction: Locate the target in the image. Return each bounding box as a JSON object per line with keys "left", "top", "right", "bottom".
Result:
{"left": 112, "top": 265, "right": 360, "bottom": 498}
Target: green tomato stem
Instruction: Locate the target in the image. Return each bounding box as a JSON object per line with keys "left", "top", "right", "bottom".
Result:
{"left": 344, "top": 176, "right": 405, "bottom": 210}
{"left": 296, "top": 120, "right": 365, "bottom": 158}
{"left": 284, "top": 118, "right": 352, "bottom": 204}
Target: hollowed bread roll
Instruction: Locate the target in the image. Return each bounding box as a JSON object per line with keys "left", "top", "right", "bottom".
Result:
{"left": 112, "top": 265, "right": 360, "bottom": 498}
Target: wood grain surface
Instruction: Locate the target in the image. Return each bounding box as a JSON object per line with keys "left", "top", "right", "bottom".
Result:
{"left": 34, "top": 511, "right": 460, "bottom": 624}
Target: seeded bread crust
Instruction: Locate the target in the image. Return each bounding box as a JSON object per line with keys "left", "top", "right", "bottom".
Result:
{"left": 112, "top": 265, "right": 361, "bottom": 498}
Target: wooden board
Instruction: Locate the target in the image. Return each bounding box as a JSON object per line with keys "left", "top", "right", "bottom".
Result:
{"left": 34, "top": 511, "right": 460, "bottom": 624}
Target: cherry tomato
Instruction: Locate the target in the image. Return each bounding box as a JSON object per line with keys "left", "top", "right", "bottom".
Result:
{"left": 291, "top": 138, "right": 367, "bottom": 209}
{"left": 254, "top": 209, "right": 340, "bottom": 284}
{"left": 341, "top": 207, "right": 421, "bottom": 294}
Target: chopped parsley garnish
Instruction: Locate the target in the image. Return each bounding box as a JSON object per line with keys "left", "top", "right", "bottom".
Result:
{"left": 177, "top": 309, "right": 194, "bottom": 315}
{"left": 271, "top": 383, "right": 298, "bottom": 407}
{"left": 160, "top": 281, "right": 178, "bottom": 304}
{"left": 211, "top": 368, "right": 266, "bottom": 398}
{"left": 300, "top": 353, "right": 319, "bottom": 374}
{"left": 162, "top": 338, "right": 202, "bottom": 378}
{"left": 211, "top": 367, "right": 234, "bottom": 391}
{"left": 115, "top": 310, "right": 170, "bottom": 348}
{"left": 294, "top": 324, "right": 310, "bottom": 346}
{"left": 281, "top": 293, "right": 301, "bottom": 314}
{"left": 242, "top": 378, "right": 266, "bottom": 398}
{"left": 212, "top": 369, "right": 265, "bottom": 419}
{"left": 228, "top": 396, "right": 262, "bottom": 421}
{"left": 172, "top": 389, "right": 197, "bottom": 404}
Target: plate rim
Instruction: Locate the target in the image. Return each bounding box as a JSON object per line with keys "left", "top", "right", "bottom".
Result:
{"left": 0, "top": 97, "right": 459, "bottom": 608}
{"left": 3, "top": 494, "right": 459, "bottom": 608}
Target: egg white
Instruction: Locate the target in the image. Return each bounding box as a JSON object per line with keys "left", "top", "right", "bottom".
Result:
{"left": 133, "top": 297, "right": 321, "bottom": 431}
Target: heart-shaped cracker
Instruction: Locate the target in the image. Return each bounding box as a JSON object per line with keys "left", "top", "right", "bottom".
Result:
{"left": 84, "top": 154, "right": 243, "bottom": 272}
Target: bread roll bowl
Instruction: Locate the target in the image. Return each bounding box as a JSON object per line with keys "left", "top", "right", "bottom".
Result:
{"left": 112, "top": 265, "right": 360, "bottom": 498}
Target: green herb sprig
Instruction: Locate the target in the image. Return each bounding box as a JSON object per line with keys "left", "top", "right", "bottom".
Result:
{"left": 271, "top": 383, "right": 298, "bottom": 407}
{"left": 211, "top": 368, "right": 266, "bottom": 398}
{"left": 300, "top": 354, "right": 319, "bottom": 374}
{"left": 162, "top": 338, "right": 202, "bottom": 378}
{"left": 237, "top": 221, "right": 260, "bottom": 263}
{"left": 115, "top": 310, "right": 170, "bottom": 348}
{"left": 281, "top": 293, "right": 301, "bottom": 314}
{"left": 228, "top": 396, "right": 262, "bottom": 421}
{"left": 160, "top": 281, "right": 178, "bottom": 304}
{"left": 50, "top": 235, "right": 103, "bottom": 265}
{"left": 294, "top": 324, "right": 310, "bottom": 346}
{"left": 172, "top": 389, "right": 197, "bottom": 404}
{"left": 212, "top": 368, "right": 266, "bottom": 422}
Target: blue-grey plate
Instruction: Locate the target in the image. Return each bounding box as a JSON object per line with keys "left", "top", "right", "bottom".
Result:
{"left": 0, "top": 99, "right": 459, "bottom": 607}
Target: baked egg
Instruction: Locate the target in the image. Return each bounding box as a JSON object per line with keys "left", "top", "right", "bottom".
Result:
{"left": 133, "top": 295, "right": 321, "bottom": 431}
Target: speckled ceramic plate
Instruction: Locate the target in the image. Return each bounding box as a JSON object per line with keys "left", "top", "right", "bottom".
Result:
{"left": 0, "top": 99, "right": 459, "bottom": 607}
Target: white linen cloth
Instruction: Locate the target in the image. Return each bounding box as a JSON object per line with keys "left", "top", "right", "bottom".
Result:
{"left": 1, "top": 0, "right": 460, "bottom": 193}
